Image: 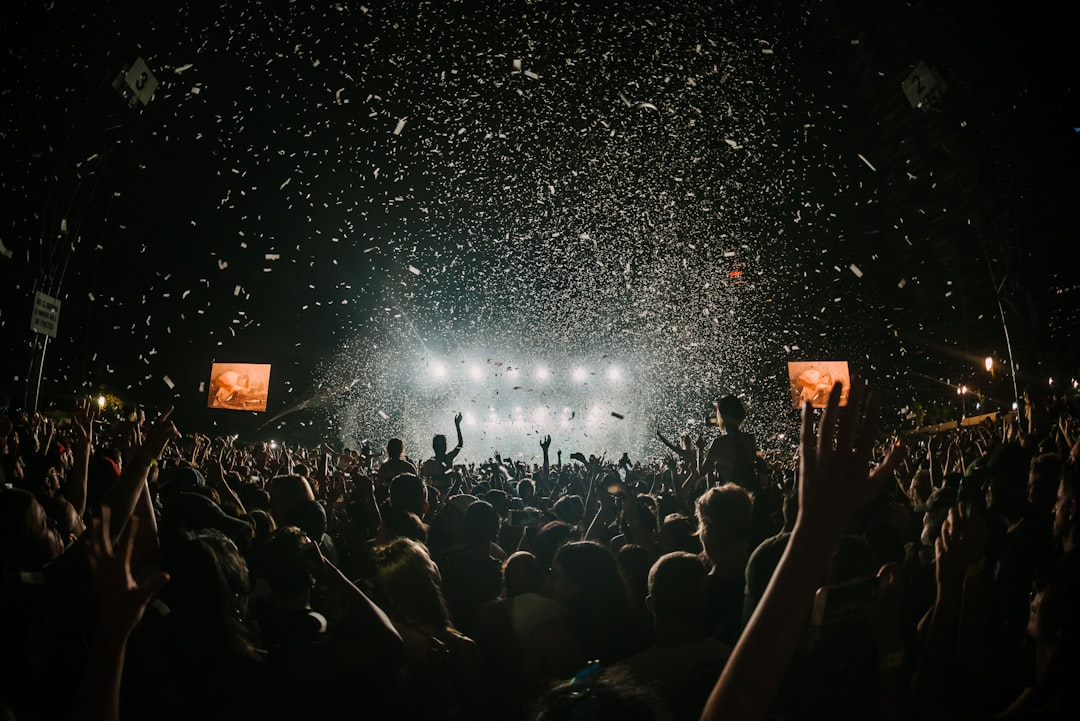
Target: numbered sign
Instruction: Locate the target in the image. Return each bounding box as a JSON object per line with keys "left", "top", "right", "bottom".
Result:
{"left": 902, "top": 61, "right": 946, "bottom": 109}
{"left": 121, "top": 57, "right": 158, "bottom": 106}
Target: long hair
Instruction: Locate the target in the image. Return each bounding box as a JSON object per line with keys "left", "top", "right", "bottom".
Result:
{"left": 372, "top": 538, "right": 453, "bottom": 630}
{"left": 159, "top": 529, "right": 263, "bottom": 667}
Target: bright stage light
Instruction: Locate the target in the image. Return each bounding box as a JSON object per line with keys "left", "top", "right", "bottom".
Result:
{"left": 572, "top": 367, "right": 588, "bottom": 383}
{"left": 535, "top": 366, "right": 549, "bottom": 381}
{"left": 607, "top": 367, "right": 622, "bottom": 381}
{"left": 470, "top": 365, "right": 484, "bottom": 381}
{"left": 432, "top": 362, "right": 447, "bottom": 379}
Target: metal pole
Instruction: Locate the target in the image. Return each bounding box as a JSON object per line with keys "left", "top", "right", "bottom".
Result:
{"left": 30, "top": 334, "right": 49, "bottom": 413}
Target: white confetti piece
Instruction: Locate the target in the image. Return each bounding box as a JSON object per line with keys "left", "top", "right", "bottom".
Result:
{"left": 849, "top": 264, "right": 863, "bottom": 278}
{"left": 279, "top": 178, "right": 291, "bottom": 190}
{"left": 393, "top": 118, "right": 407, "bottom": 135}
{"left": 174, "top": 63, "right": 194, "bottom": 73}
{"left": 408, "top": 265, "right": 421, "bottom": 275}
{"left": 163, "top": 376, "right": 174, "bottom": 389}
{"left": 218, "top": 259, "right": 228, "bottom": 270}
{"left": 857, "top": 153, "right": 877, "bottom": 171}
{"left": 378, "top": 410, "right": 389, "bottom": 419}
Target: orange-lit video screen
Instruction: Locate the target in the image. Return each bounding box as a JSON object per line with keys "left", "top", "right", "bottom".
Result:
{"left": 207, "top": 363, "right": 271, "bottom": 412}
{"left": 787, "top": 361, "right": 851, "bottom": 408}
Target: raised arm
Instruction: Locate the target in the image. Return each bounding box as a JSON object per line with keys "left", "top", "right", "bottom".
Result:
{"left": 98, "top": 407, "right": 181, "bottom": 541}
{"left": 68, "top": 400, "right": 96, "bottom": 519}
{"left": 700, "top": 377, "right": 902, "bottom": 721}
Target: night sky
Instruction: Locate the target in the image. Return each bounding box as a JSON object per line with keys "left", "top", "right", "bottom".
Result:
{"left": 2, "top": 0, "right": 1078, "bottom": 459}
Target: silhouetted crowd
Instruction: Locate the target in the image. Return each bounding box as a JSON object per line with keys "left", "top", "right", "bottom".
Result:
{"left": 2, "top": 380, "right": 1079, "bottom": 721}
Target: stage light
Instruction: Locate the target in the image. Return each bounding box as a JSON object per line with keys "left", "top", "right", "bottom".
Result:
{"left": 470, "top": 365, "right": 484, "bottom": 381}
{"left": 463, "top": 412, "right": 476, "bottom": 427}
{"left": 607, "top": 367, "right": 622, "bottom": 381}
{"left": 97, "top": 395, "right": 106, "bottom": 409}
{"left": 432, "top": 362, "right": 447, "bottom": 379}
{"left": 572, "top": 367, "right": 588, "bottom": 383}
{"left": 535, "top": 366, "right": 549, "bottom": 381}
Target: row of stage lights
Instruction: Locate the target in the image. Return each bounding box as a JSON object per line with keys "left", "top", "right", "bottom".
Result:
{"left": 426, "top": 362, "right": 624, "bottom": 384}
{"left": 455, "top": 403, "right": 616, "bottom": 428}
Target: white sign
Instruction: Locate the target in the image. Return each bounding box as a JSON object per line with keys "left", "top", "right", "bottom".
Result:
{"left": 31, "top": 291, "right": 61, "bottom": 338}
{"left": 123, "top": 57, "right": 158, "bottom": 106}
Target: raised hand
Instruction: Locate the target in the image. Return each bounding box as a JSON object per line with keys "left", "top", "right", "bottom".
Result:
{"left": 73, "top": 399, "right": 96, "bottom": 447}
{"left": 84, "top": 506, "right": 170, "bottom": 638}
{"left": 797, "top": 376, "right": 902, "bottom": 536}
{"left": 141, "top": 406, "right": 182, "bottom": 460}
{"left": 454, "top": 412, "right": 463, "bottom": 426}
{"left": 540, "top": 434, "right": 552, "bottom": 452}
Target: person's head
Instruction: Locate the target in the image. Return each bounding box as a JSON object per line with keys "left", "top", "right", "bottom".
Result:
{"left": 1028, "top": 551, "right": 1080, "bottom": 689}
{"left": 254, "top": 525, "right": 314, "bottom": 601}
{"left": 647, "top": 551, "right": 709, "bottom": 620}
{"left": 716, "top": 395, "right": 747, "bottom": 430}
{"left": 619, "top": 496, "right": 658, "bottom": 538}
{"left": 917, "top": 486, "right": 958, "bottom": 547}
{"left": 551, "top": 541, "right": 625, "bottom": 608}
{"left": 658, "top": 513, "right": 701, "bottom": 554}
{"left": 268, "top": 474, "right": 315, "bottom": 526}
{"left": 695, "top": 483, "right": 753, "bottom": 555}
{"left": 986, "top": 442, "right": 1032, "bottom": 519}
{"left": 503, "top": 551, "right": 545, "bottom": 597}
{"left": 388, "top": 473, "right": 428, "bottom": 516}
{"left": 377, "top": 507, "right": 430, "bottom": 546}
{"left": 1029, "top": 452, "right": 1063, "bottom": 512}
{"left": 553, "top": 494, "right": 585, "bottom": 525}
{"left": 432, "top": 433, "right": 448, "bottom": 456}
{"left": 463, "top": 499, "right": 500, "bottom": 546}
{"left": 1053, "top": 464, "right": 1080, "bottom": 552}
{"left": 528, "top": 663, "right": 672, "bottom": 721}
{"left": 159, "top": 528, "right": 261, "bottom": 664}
{"left": 517, "top": 478, "right": 536, "bottom": 500}
{"left": 387, "top": 438, "right": 405, "bottom": 459}
{"left": 372, "top": 537, "right": 452, "bottom": 629}
{"left": 41, "top": 496, "right": 85, "bottom": 550}
{"left": 284, "top": 499, "right": 327, "bottom": 541}
{"left": 0, "top": 488, "right": 63, "bottom": 573}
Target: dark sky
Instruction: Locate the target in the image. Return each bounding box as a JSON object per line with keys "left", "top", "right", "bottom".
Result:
{"left": 2, "top": 0, "right": 1078, "bottom": 451}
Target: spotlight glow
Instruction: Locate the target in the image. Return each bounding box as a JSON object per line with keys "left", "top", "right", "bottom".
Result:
{"left": 607, "top": 367, "right": 622, "bottom": 381}
{"left": 572, "top": 367, "right": 588, "bottom": 383}
{"left": 470, "top": 365, "right": 484, "bottom": 381}
{"left": 432, "top": 362, "right": 447, "bottom": 379}
{"left": 535, "top": 366, "right": 549, "bottom": 381}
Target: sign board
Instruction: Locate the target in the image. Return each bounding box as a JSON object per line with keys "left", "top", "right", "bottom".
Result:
{"left": 120, "top": 57, "right": 159, "bottom": 106}
{"left": 30, "top": 291, "right": 61, "bottom": 338}
{"left": 901, "top": 61, "right": 947, "bottom": 109}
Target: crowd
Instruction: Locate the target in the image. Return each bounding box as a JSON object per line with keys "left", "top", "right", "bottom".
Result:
{"left": 1, "top": 378, "right": 1079, "bottom": 721}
